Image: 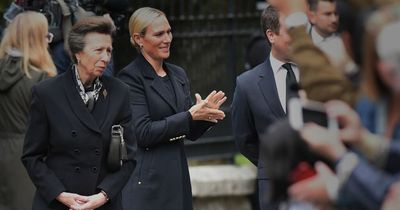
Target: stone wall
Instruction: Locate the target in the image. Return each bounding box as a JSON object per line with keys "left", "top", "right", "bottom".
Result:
{"left": 189, "top": 165, "right": 257, "bottom": 210}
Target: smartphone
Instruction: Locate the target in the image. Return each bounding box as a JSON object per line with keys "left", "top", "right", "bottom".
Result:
{"left": 288, "top": 98, "right": 338, "bottom": 130}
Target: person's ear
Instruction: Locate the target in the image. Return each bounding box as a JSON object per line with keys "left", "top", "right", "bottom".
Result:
{"left": 130, "top": 36, "right": 135, "bottom": 46}
{"left": 131, "top": 33, "right": 143, "bottom": 48}
{"left": 75, "top": 53, "right": 81, "bottom": 64}
{"left": 266, "top": 29, "right": 275, "bottom": 44}
{"left": 308, "top": 11, "right": 317, "bottom": 25}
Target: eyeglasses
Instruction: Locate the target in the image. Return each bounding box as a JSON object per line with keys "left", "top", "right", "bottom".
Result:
{"left": 46, "top": 32, "right": 54, "bottom": 43}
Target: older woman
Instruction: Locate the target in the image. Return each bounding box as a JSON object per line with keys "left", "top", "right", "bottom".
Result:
{"left": 118, "top": 7, "right": 226, "bottom": 210}
{"left": 22, "top": 16, "right": 136, "bottom": 210}
{"left": 0, "top": 11, "right": 56, "bottom": 210}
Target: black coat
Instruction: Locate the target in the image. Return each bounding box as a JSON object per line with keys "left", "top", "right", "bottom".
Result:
{"left": 22, "top": 68, "right": 137, "bottom": 210}
{"left": 118, "top": 55, "right": 213, "bottom": 210}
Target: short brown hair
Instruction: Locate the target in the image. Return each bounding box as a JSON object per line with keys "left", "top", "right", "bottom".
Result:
{"left": 260, "top": 5, "right": 280, "bottom": 46}
{"left": 308, "top": 0, "right": 336, "bottom": 11}
{"left": 67, "top": 16, "right": 115, "bottom": 63}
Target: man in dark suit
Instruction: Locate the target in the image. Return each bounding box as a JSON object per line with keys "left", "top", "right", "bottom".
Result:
{"left": 231, "top": 5, "right": 299, "bottom": 210}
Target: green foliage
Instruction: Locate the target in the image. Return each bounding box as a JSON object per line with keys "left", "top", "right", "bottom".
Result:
{"left": 234, "top": 153, "right": 252, "bottom": 166}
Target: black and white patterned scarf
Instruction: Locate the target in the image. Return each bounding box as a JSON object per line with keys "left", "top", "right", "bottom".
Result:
{"left": 73, "top": 65, "right": 103, "bottom": 109}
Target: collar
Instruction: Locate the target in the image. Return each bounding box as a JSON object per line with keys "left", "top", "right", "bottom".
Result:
{"left": 269, "top": 53, "right": 297, "bottom": 75}
{"left": 311, "top": 27, "right": 336, "bottom": 45}
{"left": 73, "top": 65, "right": 103, "bottom": 105}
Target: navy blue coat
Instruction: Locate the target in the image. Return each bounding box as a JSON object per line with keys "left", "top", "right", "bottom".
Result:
{"left": 22, "top": 68, "right": 136, "bottom": 210}
{"left": 231, "top": 57, "right": 286, "bottom": 179}
{"left": 118, "top": 55, "right": 213, "bottom": 210}
{"left": 231, "top": 57, "right": 286, "bottom": 209}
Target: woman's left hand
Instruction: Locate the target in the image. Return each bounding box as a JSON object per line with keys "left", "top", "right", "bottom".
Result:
{"left": 189, "top": 91, "right": 226, "bottom": 122}
{"left": 69, "top": 192, "right": 108, "bottom": 210}
{"left": 204, "top": 90, "right": 227, "bottom": 109}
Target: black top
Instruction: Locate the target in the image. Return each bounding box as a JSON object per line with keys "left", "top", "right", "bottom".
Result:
{"left": 159, "top": 74, "right": 177, "bottom": 107}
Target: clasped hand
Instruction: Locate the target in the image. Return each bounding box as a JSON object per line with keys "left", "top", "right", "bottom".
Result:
{"left": 189, "top": 90, "right": 227, "bottom": 123}
{"left": 57, "top": 192, "right": 107, "bottom": 210}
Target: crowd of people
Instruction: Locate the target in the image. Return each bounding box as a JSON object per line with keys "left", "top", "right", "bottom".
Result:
{"left": 0, "top": 0, "right": 399, "bottom": 210}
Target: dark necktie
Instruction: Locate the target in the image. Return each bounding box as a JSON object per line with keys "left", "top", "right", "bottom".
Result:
{"left": 282, "top": 63, "right": 299, "bottom": 103}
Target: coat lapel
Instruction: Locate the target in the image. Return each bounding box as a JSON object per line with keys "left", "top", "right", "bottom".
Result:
{"left": 139, "top": 55, "right": 178, "bottom": 113}
{"left": 257, "top": 58, "right": 286, "bottom": 117}
{"left": 93, "top": 78, "right": 110, "bottom": 129}
{"left": 167, "top": 65, "right": 186, "bottom": 112}
{"left": 63, "top": 67, "right": 101, "bottom": 133}
{"left": 150, "top": 78, "right": 178, "bottom": 113}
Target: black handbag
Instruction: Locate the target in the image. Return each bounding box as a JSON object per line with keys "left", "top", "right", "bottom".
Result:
{"left": 107, "top": 125, "right": 128, "bottom": 172}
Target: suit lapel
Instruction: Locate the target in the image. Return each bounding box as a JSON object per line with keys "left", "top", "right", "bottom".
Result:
{"left": 167, "top": 65, "right": 186, "bottom": 112}
{"left": 257, "top": 58, "right": 286, "bottom": 117}
{"left": 63, "top": 68, "right": 101, "bottom": 133}
{"left": 150, "top": 77, "right": 178, "bottom": 113}
{"left": 93, "top": 78, "right": 110, "bottom": 129}
{"left": 139, "top": 55, "right": 178, "bottom": 113}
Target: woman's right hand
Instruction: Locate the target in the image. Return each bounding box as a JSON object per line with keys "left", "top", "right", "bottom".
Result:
{"left": 189, "top": 90, "right": 226, "bottom": 122}
{"left": 56, "top": 192, "right": 89, "bottom": 210}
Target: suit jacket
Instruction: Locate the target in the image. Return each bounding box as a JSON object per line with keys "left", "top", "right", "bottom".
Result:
{"left": 22, "top": 67, "right": 136, "bottom": 210}
{"left": 231, "top": 56, "right": 286, "bottom": 180}
{"left": 118, "top": 54, "right": 213, "bottom": 210}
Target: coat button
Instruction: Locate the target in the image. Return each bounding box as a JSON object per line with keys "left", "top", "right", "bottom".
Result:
{"left": 91, "top": 167, "right": 98, "bottom": 173}
{"left": 145, "top": 148, "right": 149, "bottom": 151}
{"left": 73, "top": 149, "right": 80, "bottom": 155}
{"left": 71, "top": 130, "right": 77, "bottom": 137}
{"left": 94, "top": 149, "right": 100, "bottom": 156}
{"left": 74, "top": 167, "right": 81, "bottom": 173}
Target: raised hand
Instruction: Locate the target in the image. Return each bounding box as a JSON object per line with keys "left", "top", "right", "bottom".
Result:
{"left": 204, "top": 90, "right": 227, "bottom": 109}
{"left": 300, "top": 123, "right": 346, "bottom": 161}
{"left": 382, "top": 182, "right": 400, "bottom": 210}
{"left": 189, "top": 91, "right": 226, "bottom": 122}
{"left": 289, "top": 161, "right": 337, "bottom": 205}
{"left": 325, "top": 100, "right": 363, "bottom": 146}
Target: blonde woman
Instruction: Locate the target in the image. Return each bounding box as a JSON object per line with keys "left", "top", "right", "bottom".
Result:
{"left": 118, "top": 7, "right": 226, "bottom": 210}
{"left": 0, "top": 11, "right": 56, "bottom": 210}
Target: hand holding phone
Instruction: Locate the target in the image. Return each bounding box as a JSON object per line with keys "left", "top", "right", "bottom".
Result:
{"left": 288, "top": 98, "right": 338, "bottom": 131}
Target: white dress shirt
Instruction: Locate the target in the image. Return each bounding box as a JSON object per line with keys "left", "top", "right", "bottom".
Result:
{"left": 269, "top": 54, "right": 300, "bottom": 112}
{"left": 310, "top": 27, "right": 336, "bottom": 46}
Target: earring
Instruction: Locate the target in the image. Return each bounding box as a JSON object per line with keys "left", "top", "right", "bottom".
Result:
{"left": 77, "top": 59, "right": 80, "bottom": 64}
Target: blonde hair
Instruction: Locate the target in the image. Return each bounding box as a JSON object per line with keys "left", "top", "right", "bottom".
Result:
{"left": 0, "top": 11, "right": 56, "bottom": 78}
{"left": 128, "top": 7, "right": 166, "bottom": 51}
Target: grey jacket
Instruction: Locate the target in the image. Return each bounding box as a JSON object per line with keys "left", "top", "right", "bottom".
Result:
{"left": 0, "top": 49, "right": 48, "bottom": 134}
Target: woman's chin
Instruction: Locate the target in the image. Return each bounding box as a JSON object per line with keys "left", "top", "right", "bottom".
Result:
{"left": 94, "top": 68, "right": 106, "bottom": 77}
